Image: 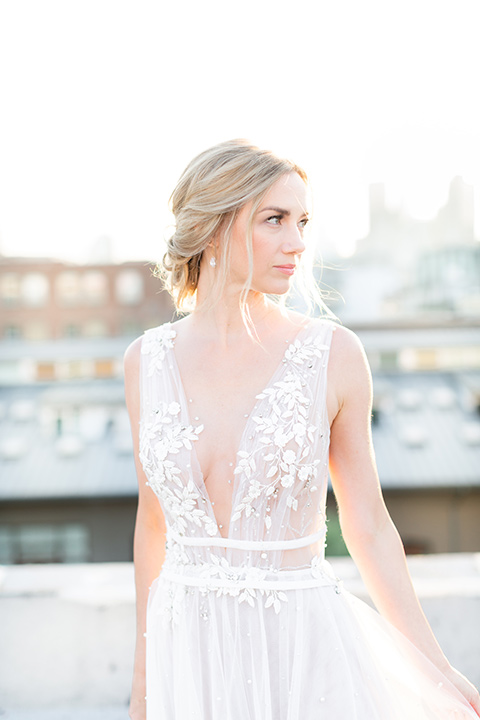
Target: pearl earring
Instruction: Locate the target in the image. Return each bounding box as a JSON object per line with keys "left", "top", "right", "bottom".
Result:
{"left": 209, "top": 257, "right": 216, "bottom": 268}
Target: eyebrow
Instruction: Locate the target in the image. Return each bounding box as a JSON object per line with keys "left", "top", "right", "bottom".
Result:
{"left": 259, "top": 206, "right": 309, "bottom": 216}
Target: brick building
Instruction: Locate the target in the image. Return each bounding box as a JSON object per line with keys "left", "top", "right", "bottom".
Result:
{"left": 0, "top": 256, "right": 173, "bottom": 343}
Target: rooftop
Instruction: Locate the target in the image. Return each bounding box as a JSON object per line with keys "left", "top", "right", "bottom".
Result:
{"left": 1, "top": 370, "right": 480, "bottom": 502}
{"left": 0, "top": 381, "right": 136, "bottom": 501}
{"left": 371, "top": 371, "right": 480, "bottom": 488}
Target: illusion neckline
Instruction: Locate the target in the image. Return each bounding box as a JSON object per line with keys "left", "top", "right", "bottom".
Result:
{"left": 165, "top": 319, "right": 315, "bottom": 538}
{"left": 167, "top": 316, "right": 314, "bottom": 431}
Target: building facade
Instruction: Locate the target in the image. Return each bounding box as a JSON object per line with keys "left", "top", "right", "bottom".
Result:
{"left": 0, "top": 256, "right": 173, "bottom": 342}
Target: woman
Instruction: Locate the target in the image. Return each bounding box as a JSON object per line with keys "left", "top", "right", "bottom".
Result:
{"left": 124, "top": 139, "right": 479, "bottom": 719}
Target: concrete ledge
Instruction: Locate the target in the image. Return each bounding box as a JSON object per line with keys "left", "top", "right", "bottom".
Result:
{"left": 0, "top": 707, "right": 129, "bottom": 720}
{"left": 1, "top": 555, "right": 479, "bottom": 714}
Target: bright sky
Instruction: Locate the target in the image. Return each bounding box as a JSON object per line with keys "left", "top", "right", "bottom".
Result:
{"left": 0, "top": 0, "right": 479, "bottom": 263}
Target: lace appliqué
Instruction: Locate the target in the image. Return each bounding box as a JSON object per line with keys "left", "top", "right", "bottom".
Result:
{"left": 140, "top": 401, "right": 218, "bottom": 538}
{"left": 311, "top": 555, "right": 342, "bottom": 594}
{"left": 197, "top": 555, "right": 288, "bottom": 613}
{"left": 141, "top": 323, "right": 176, "bottom": 376}
{"left": 159, "top": 542, "right": 289, "bottom": 626}
{"left": 231, "top": 335, "right": 327, "bottom": 528}
{"left": 140, "top": 323, "right": 219, "bottom": 538}
{"left": 159, "top": 549, "right": 340, "bottom": 627}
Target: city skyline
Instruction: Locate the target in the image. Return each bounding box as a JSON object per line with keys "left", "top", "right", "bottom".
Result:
{"left": 0, "top": 172, "right": 477, "bottom": 267}
{"left": 1, "top": 1, "right": 480, "bottom": 263}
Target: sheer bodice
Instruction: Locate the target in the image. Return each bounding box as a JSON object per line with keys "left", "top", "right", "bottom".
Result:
{"left": 139, "top": 320, "right": 338, "bottom": 623}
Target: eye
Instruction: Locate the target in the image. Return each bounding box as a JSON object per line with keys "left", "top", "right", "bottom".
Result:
{"left": 299, "top": 217, "right": 309, "bottom": 229}
{"left": 266, "top": 214, "right": 283, "bottom": 225}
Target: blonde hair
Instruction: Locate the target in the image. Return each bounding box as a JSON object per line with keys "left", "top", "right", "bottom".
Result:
{"left": 157, "top": 139, "right": 332, "bottom": 319}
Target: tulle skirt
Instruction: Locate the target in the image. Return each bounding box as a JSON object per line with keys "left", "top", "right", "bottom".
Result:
{"left": 145, "top": 567, "right": 476, "bottom": 719}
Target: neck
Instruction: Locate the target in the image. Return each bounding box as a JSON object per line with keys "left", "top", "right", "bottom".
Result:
{"left": 191, "top": 292, "right": 275, "bottom": 342}
{"left": 192, "top": 270, "right": 275, "bottom": 343}
{"left": 190, "top": 258, "right": 287, "bottom": 345}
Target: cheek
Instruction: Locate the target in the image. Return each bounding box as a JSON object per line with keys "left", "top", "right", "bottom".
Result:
{"left": 228, "top": 235, "right": 253, "bottom": 281}
{"left": 231, "top": 239, "right": 249, "bottom": 270}
{"left": 251, "top": 229, "right": 272, "bottom": 261}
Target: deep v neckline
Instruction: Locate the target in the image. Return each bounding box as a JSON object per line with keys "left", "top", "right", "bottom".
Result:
{"left": 167, "top": 319, "right": 312, "bottom": 536}
{"left": 169, "top": 319, "right": 312, "bottom": 466}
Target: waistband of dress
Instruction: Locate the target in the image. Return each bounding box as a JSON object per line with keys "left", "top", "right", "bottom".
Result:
{"left": 166, "top": 527, "right": 326, "bottom": 551}
{"left": 161, "top": 566, "right": 339, "bottom": 592}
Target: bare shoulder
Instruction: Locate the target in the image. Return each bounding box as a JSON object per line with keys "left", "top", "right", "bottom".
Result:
{"left": 123, "top": 336, "right": 144, "bottom": 419}
{"left": 284, "top": 309, "right": 312, "bottom": 329}
{"left": 329, "top": 323, "right": 366, "bottom": 363}
{"left": 123, "top": 335, "right": 143, "bottom": 377}
{"left": 328, "top": 324, "right": 372, "bottom": 406}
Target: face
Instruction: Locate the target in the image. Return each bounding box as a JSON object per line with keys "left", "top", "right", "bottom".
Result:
{"left": 228, "top": 172, "right": 309, "bottom": 295}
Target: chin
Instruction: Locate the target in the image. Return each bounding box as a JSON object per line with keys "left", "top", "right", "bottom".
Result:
{"left": 249, "top": 272, "right": 294, "bottom": 297}
{"left": 256, "top": 281, "right": 292, "bottom": 296}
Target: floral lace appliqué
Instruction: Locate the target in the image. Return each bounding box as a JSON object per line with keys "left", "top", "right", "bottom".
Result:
{"left": 160, "top": 543, "right": 290, "bottom": 625}
{"left": 141, "top": 323, "right": 177, "bottom": 377}
{"left": 231, "top": 335, "right": 327, "bottom": 527}
{"left": 140, "top": 400, "right": 218, "bottom": 538}
{"left": 311, "top": 555, "right": 342, "bottom": 594}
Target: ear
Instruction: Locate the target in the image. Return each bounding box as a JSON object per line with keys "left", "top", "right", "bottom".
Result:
{"left": 207, "top": 235, "right": 220, "bottom": 252}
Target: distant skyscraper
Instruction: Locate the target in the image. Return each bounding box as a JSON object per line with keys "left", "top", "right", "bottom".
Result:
{"left": 329, "top": 176, "right": 480, "bottom": 323}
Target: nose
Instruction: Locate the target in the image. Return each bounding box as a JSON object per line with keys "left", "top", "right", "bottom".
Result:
{"left": 282, "top": 224, "right": 306, "bottom": 256}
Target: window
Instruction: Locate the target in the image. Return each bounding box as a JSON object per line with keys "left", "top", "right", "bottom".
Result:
{"left": 115, "top": 269, "right": 144, "bottom": 305}
{"left": 437, "top": 347, "right": 480, "bottom": 370}
{"left": 0, "top": 360, "right": 19, "bottom": 383}
{"left": 84, "top": 319, "right": 107, "bottom": 337}
{"left": 0, "top": 523, "right": 90, "bottom": 564}
{"left": 56, "top": 271, "right": 81, "bottom": 305}
{"left": 63, "top": 323, "right": 81, "bottom": 338}
{"left": 121, "top": 319, "right": 142, "bottom": 336}
{"left": 94, "top": 359, "right": 114, "bottom": 378}
{"left": 36, "top": 362, "right": 56, "bottom": 381}
{"left": 66, "top": 360, "right": 85, "bottom": 379}
{"left": 415, "top": 349, "right": 438, "bottom": 371}
{"left": 83, "top": 271, "right": 108, "bottom": 305}
{"left": 379, "top": 351, "right": 398, "bottom": 371}
{"left": 25, "top": 322, "right": 48, "bottom": 341}
{"left": 21, "top": 273, "right": 49, "bottom": 307}
{"left": 0, "top": 273, "right": 21, "bottom": 306}
{"left": 4, "top": 325, "right": 22, "bottom": 339}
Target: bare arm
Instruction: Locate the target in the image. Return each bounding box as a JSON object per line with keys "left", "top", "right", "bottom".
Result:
{"left": 327, "top": 326, "right": 480, "bottom": 714}
{"left": 124, "top": 337, "right": 167, "bottom": 720}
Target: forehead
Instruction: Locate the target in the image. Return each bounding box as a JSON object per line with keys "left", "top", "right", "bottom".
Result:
{"left": 260, "top": 172, "right": 309, "bottom": 213}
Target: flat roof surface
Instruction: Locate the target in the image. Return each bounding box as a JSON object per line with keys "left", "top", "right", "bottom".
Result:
{"left": 1, "top": 370, "right": 479, "bottom": 501}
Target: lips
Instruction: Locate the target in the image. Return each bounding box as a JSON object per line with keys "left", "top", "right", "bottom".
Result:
{"left": 274, "top": 265, "right": 296, "bottom": 276}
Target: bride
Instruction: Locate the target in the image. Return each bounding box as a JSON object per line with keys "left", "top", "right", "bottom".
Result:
{"left": 124, "top": 139, "right": 479, "bottom": 719}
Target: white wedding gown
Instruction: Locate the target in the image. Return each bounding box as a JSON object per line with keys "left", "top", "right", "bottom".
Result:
{"left": 138, "top": 319, "right": 476, "bottom": 719}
